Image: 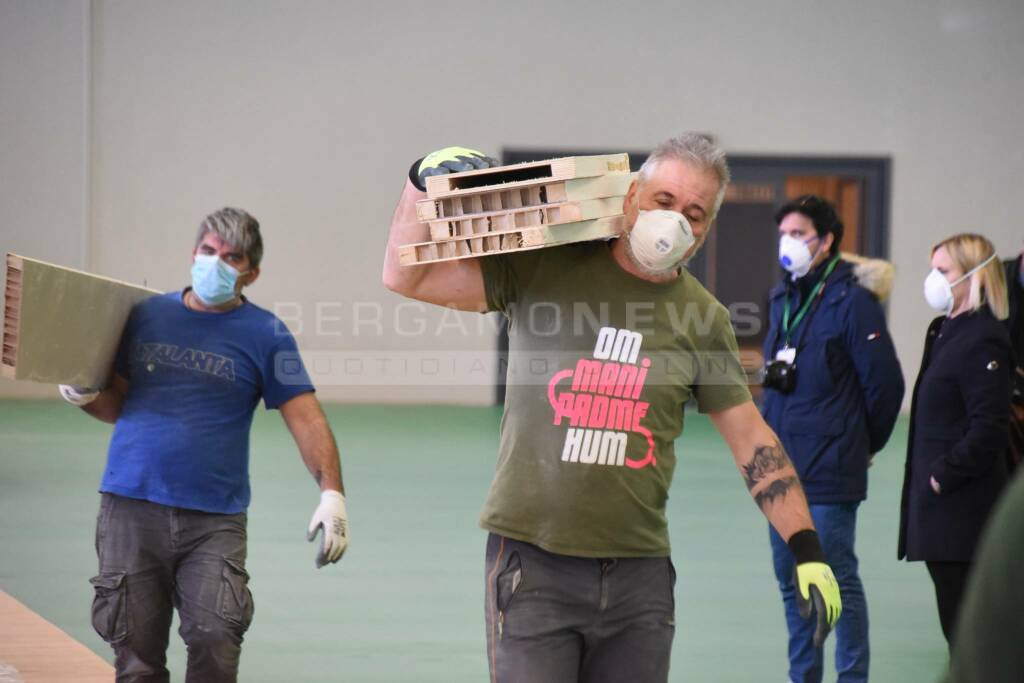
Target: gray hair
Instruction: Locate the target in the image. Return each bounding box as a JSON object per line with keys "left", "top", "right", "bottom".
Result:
{"left": 638, "top": 133, "right": 731, "bottom": 219}
{"left": 194, "top": 207, "right": 263, "bottom": 268}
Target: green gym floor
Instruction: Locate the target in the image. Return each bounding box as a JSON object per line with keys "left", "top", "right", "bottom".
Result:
{"left": 0, "top": 400, "right": 946, "bottom": 682}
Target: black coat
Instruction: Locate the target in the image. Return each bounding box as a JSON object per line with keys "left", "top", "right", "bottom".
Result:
{"left": 898, "top": 307, "right": 1013, "bottom": 562}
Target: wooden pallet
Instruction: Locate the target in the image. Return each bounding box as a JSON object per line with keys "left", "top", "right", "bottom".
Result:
{"left": 399, "top": 216, "right": 624, "bottom": 266}
{"left": 426, "top": 195, "right": 625, "bottom": 241}
{"left": 416, "top": 172, "right": 635, "bottom": 222}
{"left": 2, "top": 253, "right": 160, "bottom": 386}
{"left": 424, "top": 153, "right": 630, "bottom": 197}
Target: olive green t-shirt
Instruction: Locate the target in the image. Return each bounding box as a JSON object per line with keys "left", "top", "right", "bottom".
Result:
{"left": 478, "top": 241, "right": 751, "bottom": 557}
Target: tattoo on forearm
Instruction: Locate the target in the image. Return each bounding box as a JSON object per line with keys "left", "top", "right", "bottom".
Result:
{"left": 742, "top": 442, "right": 801, "bottom": 511}
{"left": 754, "top": 476, "right": 799, "bottom": 509}
{"left": 743, "top": 443, "right": 790, "bottom": 491}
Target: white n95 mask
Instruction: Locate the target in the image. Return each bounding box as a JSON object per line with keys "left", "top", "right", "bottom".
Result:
{"left": 923, "top": 269, "right": 954, "bottom": 313}
{"left": 778, "top": 234, "right": 821, "bottom": 278}
{"left": 923, "top": 253, "right": 997, "bottom": 313}
{"left": 628, "top": 210, "right": 695, "bottom": 272}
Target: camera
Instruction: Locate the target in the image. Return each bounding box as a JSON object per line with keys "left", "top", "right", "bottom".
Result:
{"left": 763, "top": 359, "right": 797, "bottom": 394}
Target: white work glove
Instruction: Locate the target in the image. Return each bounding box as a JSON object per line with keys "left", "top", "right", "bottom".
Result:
{"left": 58, "top": 384, "right": 100, "bottom": 406}
{"left": 307, "top": 490, "right": 348, "bottom": 568}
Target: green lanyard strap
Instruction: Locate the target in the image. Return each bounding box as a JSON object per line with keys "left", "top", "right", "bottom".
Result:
{"left": 782, "top": 256, "right": 841, "bottom": 346}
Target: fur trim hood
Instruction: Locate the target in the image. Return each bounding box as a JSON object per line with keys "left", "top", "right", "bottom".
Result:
{"left": 841, "top": 252, "right": 895, "bottom": 303}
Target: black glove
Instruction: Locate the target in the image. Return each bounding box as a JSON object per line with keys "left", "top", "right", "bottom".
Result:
{"left": 409, "top": 146, "right": 500, "bottom": 191}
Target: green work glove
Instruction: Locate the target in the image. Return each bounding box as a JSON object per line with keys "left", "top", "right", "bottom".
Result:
{"left": 409, "top": 146, "right": 499, "bottom": 191}
{"left": 788, "top": 530, "right": 842, "bottom": 647}
{"left": 794, "top": 562, "right": 842, "bottom": 647}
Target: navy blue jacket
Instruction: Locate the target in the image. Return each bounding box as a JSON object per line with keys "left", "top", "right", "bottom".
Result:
{"left": 898, "top": 309, "right": 1013, "bottom": 561}
{"left": 761, "top": 259, "right": 905, "bottom": 503}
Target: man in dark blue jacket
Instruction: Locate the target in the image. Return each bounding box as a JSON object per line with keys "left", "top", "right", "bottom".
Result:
{"left": 761, "top": 195, "right": 905, "bottom": 683}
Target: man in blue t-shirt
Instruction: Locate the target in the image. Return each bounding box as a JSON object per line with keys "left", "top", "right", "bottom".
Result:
{"left": 59, "top": 207, "right": 347, "bottom": 682}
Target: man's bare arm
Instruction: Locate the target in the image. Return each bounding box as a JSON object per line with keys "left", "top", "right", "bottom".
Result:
{"left": 79, "top": 374, "right": 130, "bottom": 424}
{"left": 279, "top": 392, "right": 343, "bottom": 493}
{"left": 710, "top": 400, "right": 842, "bottom": 641}
{"left": 709, "top": 400, "right": 813, "bottom": 540}
{"left": 381, "top": 179, "right": 488, "bottom": 311}
{"left": 281, "top": 392, "right": 350, "bottom": 567}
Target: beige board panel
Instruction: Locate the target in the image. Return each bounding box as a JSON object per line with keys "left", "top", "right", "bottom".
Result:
{"left": 424, "top": 153, "right": 630, "bottom": 197}
{"left": 2, "top": 253, "right": 160, "bottom": 386}
{"left": 415, "top": 173, "right": 636, "bottom": 222}
{"left": 0, "top": 588, "right": 114, "bottom": 682}
{"left": 427, "top": 196, "right": 626, "bottom": 241}
{"left": 399, "top": 216, "right": 624, "bottom": 266}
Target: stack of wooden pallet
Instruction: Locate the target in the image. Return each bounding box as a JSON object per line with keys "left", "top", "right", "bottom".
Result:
{"left": 399, "top": 153, "right": 634, "bottom": 265}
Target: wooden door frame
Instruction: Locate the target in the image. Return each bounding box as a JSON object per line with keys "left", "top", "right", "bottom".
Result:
{"left": 727, "top": 155, "right": 891, "bottom": 259}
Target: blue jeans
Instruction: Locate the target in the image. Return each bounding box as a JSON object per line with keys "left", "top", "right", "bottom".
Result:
{"left": 484, "top": 534, "right": 676, "bottom": 682}
{"left": 769, "top": 503, "right": 868, "bottom": 683}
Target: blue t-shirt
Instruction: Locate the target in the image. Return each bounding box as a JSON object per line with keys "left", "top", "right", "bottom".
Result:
{"left": 101, "top": 290, "right": 315, "bottom": 513}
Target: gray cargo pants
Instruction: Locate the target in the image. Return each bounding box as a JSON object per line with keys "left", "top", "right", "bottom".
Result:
{"left": 90, "top": 493, "right": 254, "bottom": 683}
{"left": 485, "top": 533, "right": 676, "bottom": 683}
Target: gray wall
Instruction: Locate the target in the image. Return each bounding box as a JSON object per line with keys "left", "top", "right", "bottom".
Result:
{"left": 3, "top": 0, "right": 1022, "bottom": 403}
{"left": 1, "top": 0, "right": 90, "bottom": 398}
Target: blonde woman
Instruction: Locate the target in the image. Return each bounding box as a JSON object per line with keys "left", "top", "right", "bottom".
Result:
{"left": 898, "top": 233, "right": 1012, "bottom": 647}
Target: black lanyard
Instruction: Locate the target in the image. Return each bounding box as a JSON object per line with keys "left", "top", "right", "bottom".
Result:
{"left": 781, "top": 256, "right": 840, "bottom": 348}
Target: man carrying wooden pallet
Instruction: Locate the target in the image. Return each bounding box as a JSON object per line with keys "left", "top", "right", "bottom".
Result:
{"left": 383, "top": 134, "right": 842, "bottom": 682}
{"left": 59, "top": 208, "right": 349, "bottom": 682}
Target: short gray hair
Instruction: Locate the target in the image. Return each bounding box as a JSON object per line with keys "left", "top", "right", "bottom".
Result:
{"left": 195, "top": 207, "right": 263, "bottom": 268}
{"left": 638, "top": 133, "right": 731, "bottom": 219}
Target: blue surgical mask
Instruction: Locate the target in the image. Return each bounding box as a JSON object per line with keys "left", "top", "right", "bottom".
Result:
{"left": 191, "top": 254, "right": 242, "bottom": 305}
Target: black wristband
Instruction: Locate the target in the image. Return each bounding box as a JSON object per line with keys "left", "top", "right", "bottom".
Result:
{"left": 788, "top": 529, "right": 826, "bottom": 564}
{"left": 409, "top": 157, "right": 426, "bottom": 191}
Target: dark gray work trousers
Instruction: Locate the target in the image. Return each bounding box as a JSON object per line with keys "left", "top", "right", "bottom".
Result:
{"left": 485, "top": 533, "right": 676, "bottom": 683}
{"left": 90, "top": 493, "right": 254, "bottom": 683}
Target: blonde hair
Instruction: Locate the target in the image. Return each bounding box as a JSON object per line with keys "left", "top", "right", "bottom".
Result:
{"left": 932, "top": 233, "right": 1008, "bottom": 320}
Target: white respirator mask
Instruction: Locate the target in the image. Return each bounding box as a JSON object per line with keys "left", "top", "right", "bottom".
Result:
{"left": 778, "top": 234, "right": 822, "bottom": 279}
{"left": 628, "top": 209, "right": 695, "bottom": 273}
{"left": 923, "top": 253, "right": 997, "bottom": 314}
